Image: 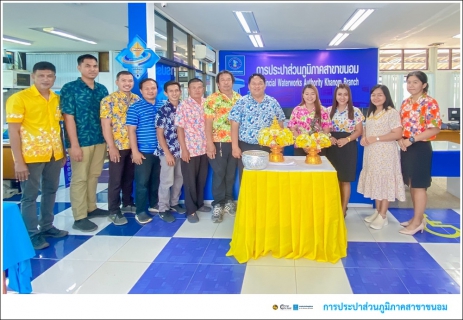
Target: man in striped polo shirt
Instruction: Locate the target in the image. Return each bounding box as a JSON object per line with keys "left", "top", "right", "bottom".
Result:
{"left": 126, "top": 78, "right": 161, "bottom": 224}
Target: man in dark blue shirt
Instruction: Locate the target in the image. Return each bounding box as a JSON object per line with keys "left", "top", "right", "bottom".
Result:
{"left": 127, "top": 78, "right": 161, "bottom": 224}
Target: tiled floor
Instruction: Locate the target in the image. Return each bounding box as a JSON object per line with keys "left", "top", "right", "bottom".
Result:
{"left": 3, "top": 170, "right": 461, "bottom": 295}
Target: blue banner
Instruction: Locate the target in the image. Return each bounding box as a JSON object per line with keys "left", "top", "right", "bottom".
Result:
{"left": 219, "top": 49, "right": 378, "bottom": 109}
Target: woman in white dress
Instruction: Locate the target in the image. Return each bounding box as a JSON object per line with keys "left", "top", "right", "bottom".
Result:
{"left": 357, "top": 85, "right": 406, "bottom": 229}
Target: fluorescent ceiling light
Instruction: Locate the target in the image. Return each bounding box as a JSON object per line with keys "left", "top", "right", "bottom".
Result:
{"left": 342, "top": 9, "right": 374, "bottom": 31}
{"left": 234, "top": 11, "right": 260, "bottom": 33}
{"left": 42, "top": 27, "right": 96, "bottom": 44}
{"left": 248, "top": 35, "right": 264, "bottom": 48}
{"left": 248, "top": 35, "right": 258, "bottom": 47}
{"left": 329, "top": 33, "right": 349, "bottom": 46}
{"left": 254, "top": 34, "right": 264, "bottom": 47}
{"left": 155, "top": 31, "right": 177, "bottom": 43}
{"left": 453, "top": 34, "right": 461, "bottom": 38}
{"left": 3, "top": 36, "right": 32, "bottom": 46}
{"left": 155, "top": 31, "right": 167, "bottom": 40}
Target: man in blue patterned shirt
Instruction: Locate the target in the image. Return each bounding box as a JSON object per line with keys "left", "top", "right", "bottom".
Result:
{"left": 61, "top": 54, "right": 110, "bottom": 232}
{"left": 229, "top": 73, "right": 286, "bottom": 181}
{"left": 154, "top": 81, "right": 186, "bottom": 222}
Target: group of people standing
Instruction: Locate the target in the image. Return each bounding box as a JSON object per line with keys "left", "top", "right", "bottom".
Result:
{"left": 289, "top": 71, "right": 441, "bottom": 234}
{"left": 358, "top": 71, "right": 442, "bottom": 235}
{"left": 6, "top": 50, "right": 441, "bottom": 250}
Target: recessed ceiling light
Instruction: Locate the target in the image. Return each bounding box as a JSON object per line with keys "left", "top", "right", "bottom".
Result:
{"left": 329, "top": 33, "right": 349, "bottom": 46}
{"left": 3, "top": 36, "right": 32, "bottom": 46}
{"left": 233, "top": 11, "right": 260, "bottom": 34}
{"left": 30, "top": 27, "right": 97, "bottom": 44}
{"left": 341, "top": 9, "right": 374, "bottom": 31}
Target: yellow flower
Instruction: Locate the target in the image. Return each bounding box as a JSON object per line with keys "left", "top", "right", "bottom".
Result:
{"left": 295, "top": 132, "right": 331, "bottom": 150}
{"left": 257, "top": 121, "right": 294, "bottom": 147}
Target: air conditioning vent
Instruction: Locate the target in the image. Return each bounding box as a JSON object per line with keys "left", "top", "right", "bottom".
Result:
{"left": 195, "top": 44, "right": 216, "bottom": 63}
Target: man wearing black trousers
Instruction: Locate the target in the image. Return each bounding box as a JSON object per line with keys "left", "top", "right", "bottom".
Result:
{"left": 175, "top": 78, "right": 211, "bottom": 223}
{"left": 101, "top": 71, "right": 140, "bottom": 225}
{"left": 204, "top": 71, "right": 241, "bottom": 223}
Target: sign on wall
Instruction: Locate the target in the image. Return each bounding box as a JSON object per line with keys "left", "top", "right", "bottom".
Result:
{"left": 219, "top": 49, "right": 378, "bottom": 109}
{"left": 115, "top": 35, "right": 160, "bottom": 80}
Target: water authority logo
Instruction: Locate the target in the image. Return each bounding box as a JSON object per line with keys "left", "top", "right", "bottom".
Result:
{"left": 228, "top": 56, "right": 242, "bottom": 70}
{"left": 225, "top": 55, "right": 245, "bottom": 76}
{"left": 116, "top": 35, "right": 160, "bottom": 79}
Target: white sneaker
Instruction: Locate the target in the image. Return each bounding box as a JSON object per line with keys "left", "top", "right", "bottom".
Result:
{"left": 223, "top": 201, "right": 236, "bottom": 217}
{"left": 370, "top": 214, "right": 388, "bottom": 230}
{"left": 211, "top": 205, "right": 223, "bottom": 223}
{"left": 364, "top": 210, "right": 379, "bottom": 223}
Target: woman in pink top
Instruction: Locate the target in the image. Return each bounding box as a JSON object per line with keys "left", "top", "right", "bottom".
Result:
{"left": 288, "top": 84, "right": 331, "bottom": 156}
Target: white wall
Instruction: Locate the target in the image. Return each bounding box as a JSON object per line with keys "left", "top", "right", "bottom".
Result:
{"left": 435, "top": 71, "right": 461, "bottom": 122}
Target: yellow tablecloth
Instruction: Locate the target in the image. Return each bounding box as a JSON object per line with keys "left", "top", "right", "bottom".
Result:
{"left": 226, "top": 156, "right": 347, "bottom": 263}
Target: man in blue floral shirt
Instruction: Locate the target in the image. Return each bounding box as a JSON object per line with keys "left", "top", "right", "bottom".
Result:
{"left": 154, "top": 81, "right": 185, "bottom": 222}
{"left": 229, "top": 73, "right": 286, "bottom": 181}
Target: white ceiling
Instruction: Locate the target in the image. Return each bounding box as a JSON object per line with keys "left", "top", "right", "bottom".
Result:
{"left": 1, "top": 2, "right": 461, "bottom": 53}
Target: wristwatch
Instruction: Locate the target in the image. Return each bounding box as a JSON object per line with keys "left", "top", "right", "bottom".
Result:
{"left": 376, "top": 136, "right": 380, "bottom": 141}
{"left": 409, "top": 137, "right": 415, "bottom": 144}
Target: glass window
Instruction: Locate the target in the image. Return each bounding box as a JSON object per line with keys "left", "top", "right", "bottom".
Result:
{"left": 154, "top": 13, "right": 168, "bottom": 58}
{"left": 451, "top": 49, "right": 460, "bottom": 70}
{"left": 207, "top": 62, "right": 215, "bottom": 74}
{"left": 379, "top": 50, "right": 403, "bottom": 70}
{"left": 173, "top": 26, "right": 188, "bottom": 65}
{"left": 192, "top": 38, "right": 203, "bottom": 70}
{"left": 206, "top": 75, "right": 215, "bottom": 97}
{"left": 437, "top": 49, "right": 450, "bottom": 70}
{"left": 403, "top": 49, "right": 427, "bottom": 70}
{"left": 178, "top": 66, "right": 189, "bottom": 100}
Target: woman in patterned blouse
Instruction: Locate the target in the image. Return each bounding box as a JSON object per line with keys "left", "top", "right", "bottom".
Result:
{"left": 325, "top": 84, "right": 364, "bottom": 218}
{"left": 397, "top": 71, "right": 441, "bottom": 235}
{"left": 287, "top": 84, "right": 331, "bottom": 156}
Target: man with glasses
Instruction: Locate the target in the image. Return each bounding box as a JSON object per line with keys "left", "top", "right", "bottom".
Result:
{"left": 204, "top": 71, "right": 241, "bottom": 223}
{"left": 229, "top": 73, "right": 286, "bottom": 181}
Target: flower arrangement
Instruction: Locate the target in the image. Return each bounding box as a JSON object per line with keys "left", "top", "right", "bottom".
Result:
{"left": 295, "top": 132, "right": 331, "bottom": 151}
{"left": 257, "top": 116, "right": 294, "bottom": 148}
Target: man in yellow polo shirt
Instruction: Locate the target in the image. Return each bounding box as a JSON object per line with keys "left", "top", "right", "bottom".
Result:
{"left": 6, "top": 61, "right": 68, "bottom": 250}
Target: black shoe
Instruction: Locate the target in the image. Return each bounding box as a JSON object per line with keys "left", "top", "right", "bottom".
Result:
{"left": 41, "top": 226, "right": 69, "bottom": 238}
{"left": 148, "top": 205, "right": 159, "bottom": 214}
{"left": 108, "top": 210, "right": 128, "bottom": 226}
{"left": 121, "top": 204, "right": 136, "bottom": 214}
{"left": 187, "top": 212, "right": 200, "bottom": 223}
{"left": 87, "top": 208, "right": 110, "bottom": 218}
{"left": 30, "top": 234, "right": 50, "bottom": 250}
{"left": 72, "top": 218, "right": 98, "bottom": 232}
{"left": 135, "top": 212, "right": 153, "bottom": 224}
{"left": 197, "top": 205, "right": 211, "bottom": 213}
{"left": 170, "top": 204, "right": 186, "bottom": 214}
{"left": 158, "top": 211, "right": 176, "bottom": 223}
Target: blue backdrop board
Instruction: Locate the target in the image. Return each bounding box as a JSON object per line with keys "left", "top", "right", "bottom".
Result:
{"left": 219, "top": 49, "right": 379, "bottom": 109}
{"left": 219, "top": 49, "right": 379, "bottom": 205}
